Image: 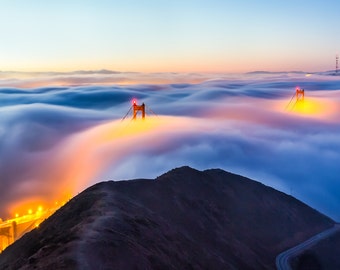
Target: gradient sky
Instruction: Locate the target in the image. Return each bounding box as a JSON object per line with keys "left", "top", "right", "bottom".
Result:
{"left": 1, "top": 0, "right": 339, "bottom": 73}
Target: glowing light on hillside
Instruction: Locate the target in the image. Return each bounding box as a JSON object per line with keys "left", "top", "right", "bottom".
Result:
{"left": 1, "top": 199, "right": 70, "bottom": 252}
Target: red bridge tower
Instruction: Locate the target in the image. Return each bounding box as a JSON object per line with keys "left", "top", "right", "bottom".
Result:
{"left": 295, "top": 87, "right": 304, "bottom": 102}
{"left": 132, "top": 100, "right": 145, "bottom": 120}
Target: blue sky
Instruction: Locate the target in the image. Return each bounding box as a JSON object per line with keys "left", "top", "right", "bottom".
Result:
{"left": 0, "top": 0, "right": 339, "bottom": 72}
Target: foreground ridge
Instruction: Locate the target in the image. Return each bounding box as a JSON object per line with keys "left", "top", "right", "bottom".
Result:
{"left": 0, "top": 166, "right": 334, "bottom": 270}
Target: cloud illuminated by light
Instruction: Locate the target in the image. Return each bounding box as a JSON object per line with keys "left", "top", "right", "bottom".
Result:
{"left": 1, "top": 71, "right": 340, "bottom": 221}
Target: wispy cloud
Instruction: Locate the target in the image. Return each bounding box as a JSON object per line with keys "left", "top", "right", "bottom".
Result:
{"left": 0, "top": 70, "right": 231, "bottom": 88}
{"left": 1, "top": 72, "right": 340, "bottom": 220}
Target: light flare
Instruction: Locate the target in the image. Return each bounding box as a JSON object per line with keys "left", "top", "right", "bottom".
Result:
{"left": 270, "top": 93, "right": 338, "bottom": 120}
{"left": 54, "top": 116, "right": 189, "bottom": 192}
{"left": 4, "top": 117, "right": 170, "bottom": 224}
{"left": 288, "top": 98, "right": 336, "bottom": 117}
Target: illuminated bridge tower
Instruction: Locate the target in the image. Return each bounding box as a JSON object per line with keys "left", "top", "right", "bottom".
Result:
{"left": 295, "top": 87, "right": 304, "bottom": 102}
{"left": 132, "top": 100, "right": 145, "bottom": 120}
{"left": 285, "top": 87, "right": 305, "bottom": 111}
{"left": 121, "top": 100, "right": 157, "bottom": 121}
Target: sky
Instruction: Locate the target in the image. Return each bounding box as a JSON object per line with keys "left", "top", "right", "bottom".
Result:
{"left": 1, "top": 71, "right": 340, "bottom": 222}
{"left": 0, "top": 0, "right": 339, "bottom": 73}
{"left": 1, "top": 1, "right": 340, "bottom": 224}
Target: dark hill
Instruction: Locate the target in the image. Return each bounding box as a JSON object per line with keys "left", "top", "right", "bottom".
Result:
{"left": 290, "top": 229, "right": 340, "bottom": 270}
{"left": 0, "top": 166, "right": 334, "bottom": 269}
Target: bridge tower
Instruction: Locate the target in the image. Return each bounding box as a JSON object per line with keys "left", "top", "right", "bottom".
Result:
{"left": 285, "top": 87, "right": 305, "bottom": 111}
{"left": 132, "top": 100, "right": 145, "bottom": 120}
{"left": 121, "top": 100, "right": 157, "bottom": 121}
{"left": 295, "top": 87, "right": 304, "bottom": 102}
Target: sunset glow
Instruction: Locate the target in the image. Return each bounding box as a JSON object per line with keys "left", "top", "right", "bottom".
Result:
{"left": 1, "top": 1, "right": 340, "bottom": 73}
{"left": 1, "top": 0, "right": 340, "bottom": 255}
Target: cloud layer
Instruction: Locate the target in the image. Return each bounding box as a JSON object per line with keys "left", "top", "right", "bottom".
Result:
{"left": 1, "top": 71, "right": 340, "bottom": 220}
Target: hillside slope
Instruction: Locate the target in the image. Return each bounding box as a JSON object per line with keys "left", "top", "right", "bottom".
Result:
{"left": 0, "top": 166, "right": 334, "bottom": 269}
{"left": 291, "top": 229, "right": 340, "bottom": 270}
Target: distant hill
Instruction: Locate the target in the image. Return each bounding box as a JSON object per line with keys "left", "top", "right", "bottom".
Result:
{"left": 0, "top": 166, "right": 334, "bottom": 269}
{"left": 245, "top": 70, "right": 305, "bottom": 74}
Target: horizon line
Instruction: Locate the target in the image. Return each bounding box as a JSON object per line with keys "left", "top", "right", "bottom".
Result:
{"left": 0, "top": 69, "right": 333, "bottom": 75}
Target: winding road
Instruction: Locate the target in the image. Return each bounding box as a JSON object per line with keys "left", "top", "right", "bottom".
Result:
{"left": 276, "top": 224, "right": 340, "bottom": 270}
